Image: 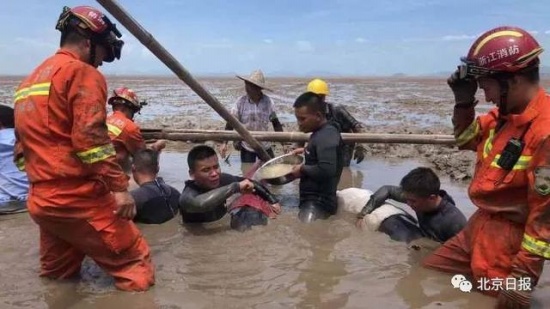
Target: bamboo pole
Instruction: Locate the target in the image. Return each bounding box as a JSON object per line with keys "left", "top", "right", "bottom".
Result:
{"left": 141, "top": 129, "right": 456, "bottom": 145}
{"left": 95, "top": 0, "right": 272, "bottom": 162}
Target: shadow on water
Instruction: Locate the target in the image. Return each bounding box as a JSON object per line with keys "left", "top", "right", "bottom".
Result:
{"left": 0, "top": 150, "right": 548, "bottom": 308}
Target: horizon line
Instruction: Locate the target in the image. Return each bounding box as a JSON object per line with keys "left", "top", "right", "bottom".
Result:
{"left": 0, "top": 73, "right": 452, "bottom": 79}
{"left": 3, "top": 70, "right": 549, "bottom": 80}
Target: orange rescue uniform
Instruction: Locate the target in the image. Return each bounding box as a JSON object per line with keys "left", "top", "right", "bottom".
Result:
{"left": 423, "top": 88, "right": 550, "bottom": 296}
{"left": 13, "top": 49, "right": 154, "bottom": 291}
{"left": 106, "top": 110, "right": 146, "bottom": 171}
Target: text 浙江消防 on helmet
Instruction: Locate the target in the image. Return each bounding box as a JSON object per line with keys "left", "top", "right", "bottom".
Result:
{"left": 460, "top": 26, "right": 543, "bottom": 79}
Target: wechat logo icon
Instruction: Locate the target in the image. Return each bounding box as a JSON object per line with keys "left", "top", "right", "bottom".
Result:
{"left": 451, "top": 274, "right": 473, "bottom": 293}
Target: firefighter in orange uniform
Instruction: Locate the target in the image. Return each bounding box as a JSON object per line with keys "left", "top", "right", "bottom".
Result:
{"left": 13, "top": 6, "right": 154, "bottom": 291}
{"left": 106, "top": 87, "right": 166, "bottom": 173}
{"left": 422, "top": 26, "right": 550, "bottom": 308}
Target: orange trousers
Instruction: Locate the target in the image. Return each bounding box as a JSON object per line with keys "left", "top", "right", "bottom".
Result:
{"left": 29, "top": 206, "right": 155, "bottom": 291}
{"left": 422, "top": 209, "right": 523, "bottom": 297}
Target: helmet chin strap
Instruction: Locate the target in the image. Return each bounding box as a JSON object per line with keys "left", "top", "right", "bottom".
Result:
{"left": 124, "top": 105, "right": 139, "bottom": 120}
{"left": 89, "top": 41, "right": 96, "bottom": 66}
{"left": 495, "top": 77, "right": 510, "bottom": 132}
{"left": 497, "top": 78, "right": 509, "bottom": 116}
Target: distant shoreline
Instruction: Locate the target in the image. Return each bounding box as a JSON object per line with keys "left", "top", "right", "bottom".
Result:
{"left": 0, "top": 74, "right": 473, "bottom": 80}
{"left": 2, "top": 74, "right": 549, "bottom": 79}
{"left": 2, "top": 67, "right": 549, "bottom": 80}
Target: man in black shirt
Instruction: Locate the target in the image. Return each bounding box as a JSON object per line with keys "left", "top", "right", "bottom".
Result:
{"left": 130, "top": 149, "right": 180, "bottom": 224}
{"left": 306, "top": 79, "right": 366, "bottom": 166}
{"left": 179, "top": 145, "right": 281, "bottom": 231}
{"left": 356, "top": 167, "right": 467, "bottom": 243}
{"left": 290, "top": 92, "right": 344, "bottom": 223}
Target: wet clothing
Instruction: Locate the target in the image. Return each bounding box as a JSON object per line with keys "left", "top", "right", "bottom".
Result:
{"left": 299, "top": 122, "right": 344, "bottom": 219}
{"left": 225, "top": 94, "right": 283, "bottom": 163}
{"left": 31, "top": 206, "right": 154, "bottom": 291}
{"left": 228, "top": 193, "right": 276, "bottom": 231}
{"left": 327, "top": 103, "right": 365, "bottom": 167}
{"left": 295, "top": 103, "right": 365, "bottom": 166}
{"left": 377, "top": 214, "right": 425, "bottom": 243}
{"left": 424, "top": 87, "right": 550, "bottom": 296}
{"left": 228, "top": 162, "right": 277, "bottom": 231}
{"left": 107, "top": 111, "right": 146, "bottom": 155}
{"left": 0, "top": 128, "right": 28, "bottom": 214}
{"left": 13, "top": 48, "right": 154, "bottom": 291}
{"left": 131, "top": 178, "right": 180, "bottom": 224}
{"left": 359, "top": 185, "right": 467, "bottom": 243}
{"left": 179, "top": 173, "right": 278, "bottom": 226}
{"left": 298, "top": 200, "right": 331, "bottom": 223}
{"left": 228, "top": 192, "right": 277, "bottom": 219}
{"left": 13, "top": 49, "right": 129, "bottom": 199}
{"left": 327, "top": 103, "right": 362, "bottom": 134}
{"left": 107, "top": 110, "right": 146, "bottom": 172}
{"left": 230, "top": 206, "right": 268, "bottom": 231}
{"left": 424, "top": 211, "right": 525, "bottom": 297}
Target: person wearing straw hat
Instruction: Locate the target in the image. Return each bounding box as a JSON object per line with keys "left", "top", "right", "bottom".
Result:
{"left": 219, "top": 70, "right": 285, "bottom": 163}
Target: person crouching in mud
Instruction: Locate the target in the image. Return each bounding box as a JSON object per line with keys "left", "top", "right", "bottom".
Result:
{"left": 131, "top": 149, "right": 180, "bottom": 224}
{"left": 290, "top": 92, "right": 344, "bottom": 223}
{"left": 355, "top": 167, "right": 467, "bottom": 243}
{"left": 179, "top": 145, "right": 281, "bottom": 231}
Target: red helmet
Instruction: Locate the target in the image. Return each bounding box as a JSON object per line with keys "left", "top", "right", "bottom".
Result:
{"left": 108, "top": 87, "right": 147, "bottom": 112}
{"left": 462, "top": 26, "right": 543, "bottom": 77}
{"left": 55, "top": 6, "right": 124, "bottom": 62}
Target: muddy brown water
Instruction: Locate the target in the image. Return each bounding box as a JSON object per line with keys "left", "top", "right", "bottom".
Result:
{"left": 1, "top": 151, "right": 549, "bottom": 309}
{"left": 2, "top": 76, "right": 550, "bottom": 307}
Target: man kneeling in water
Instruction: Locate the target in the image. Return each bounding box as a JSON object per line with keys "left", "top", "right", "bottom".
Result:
{"left": 131, "top": 149, "right": 180, "bottom": 224}
{"left": 355, "top": 167, "right": 467, "bottom": 243}
{"left": 179, "top": 145, "right": 281, "bottom": 231}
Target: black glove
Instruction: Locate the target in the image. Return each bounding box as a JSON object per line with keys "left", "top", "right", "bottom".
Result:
{"left": 353, "top": 145, "right": 366, "bottom": 164}
{"left": 448, "top": 69, "right": 478, "bottom": 106}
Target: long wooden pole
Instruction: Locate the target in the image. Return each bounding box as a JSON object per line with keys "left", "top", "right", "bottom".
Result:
{"left": 141, "top": 129, "right": 456, "bottom": 145}
{"left": 95, "top": 0, "right": 272, "bottom": 162}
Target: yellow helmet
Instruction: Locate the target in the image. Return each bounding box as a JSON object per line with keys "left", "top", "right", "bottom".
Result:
{"left": 307, "top": 79, "right": 330, "bottom": 95}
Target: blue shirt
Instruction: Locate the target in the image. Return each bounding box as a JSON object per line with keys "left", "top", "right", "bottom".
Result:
{"left": 0, "top": 129, "right": 29, "bottom": 206}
